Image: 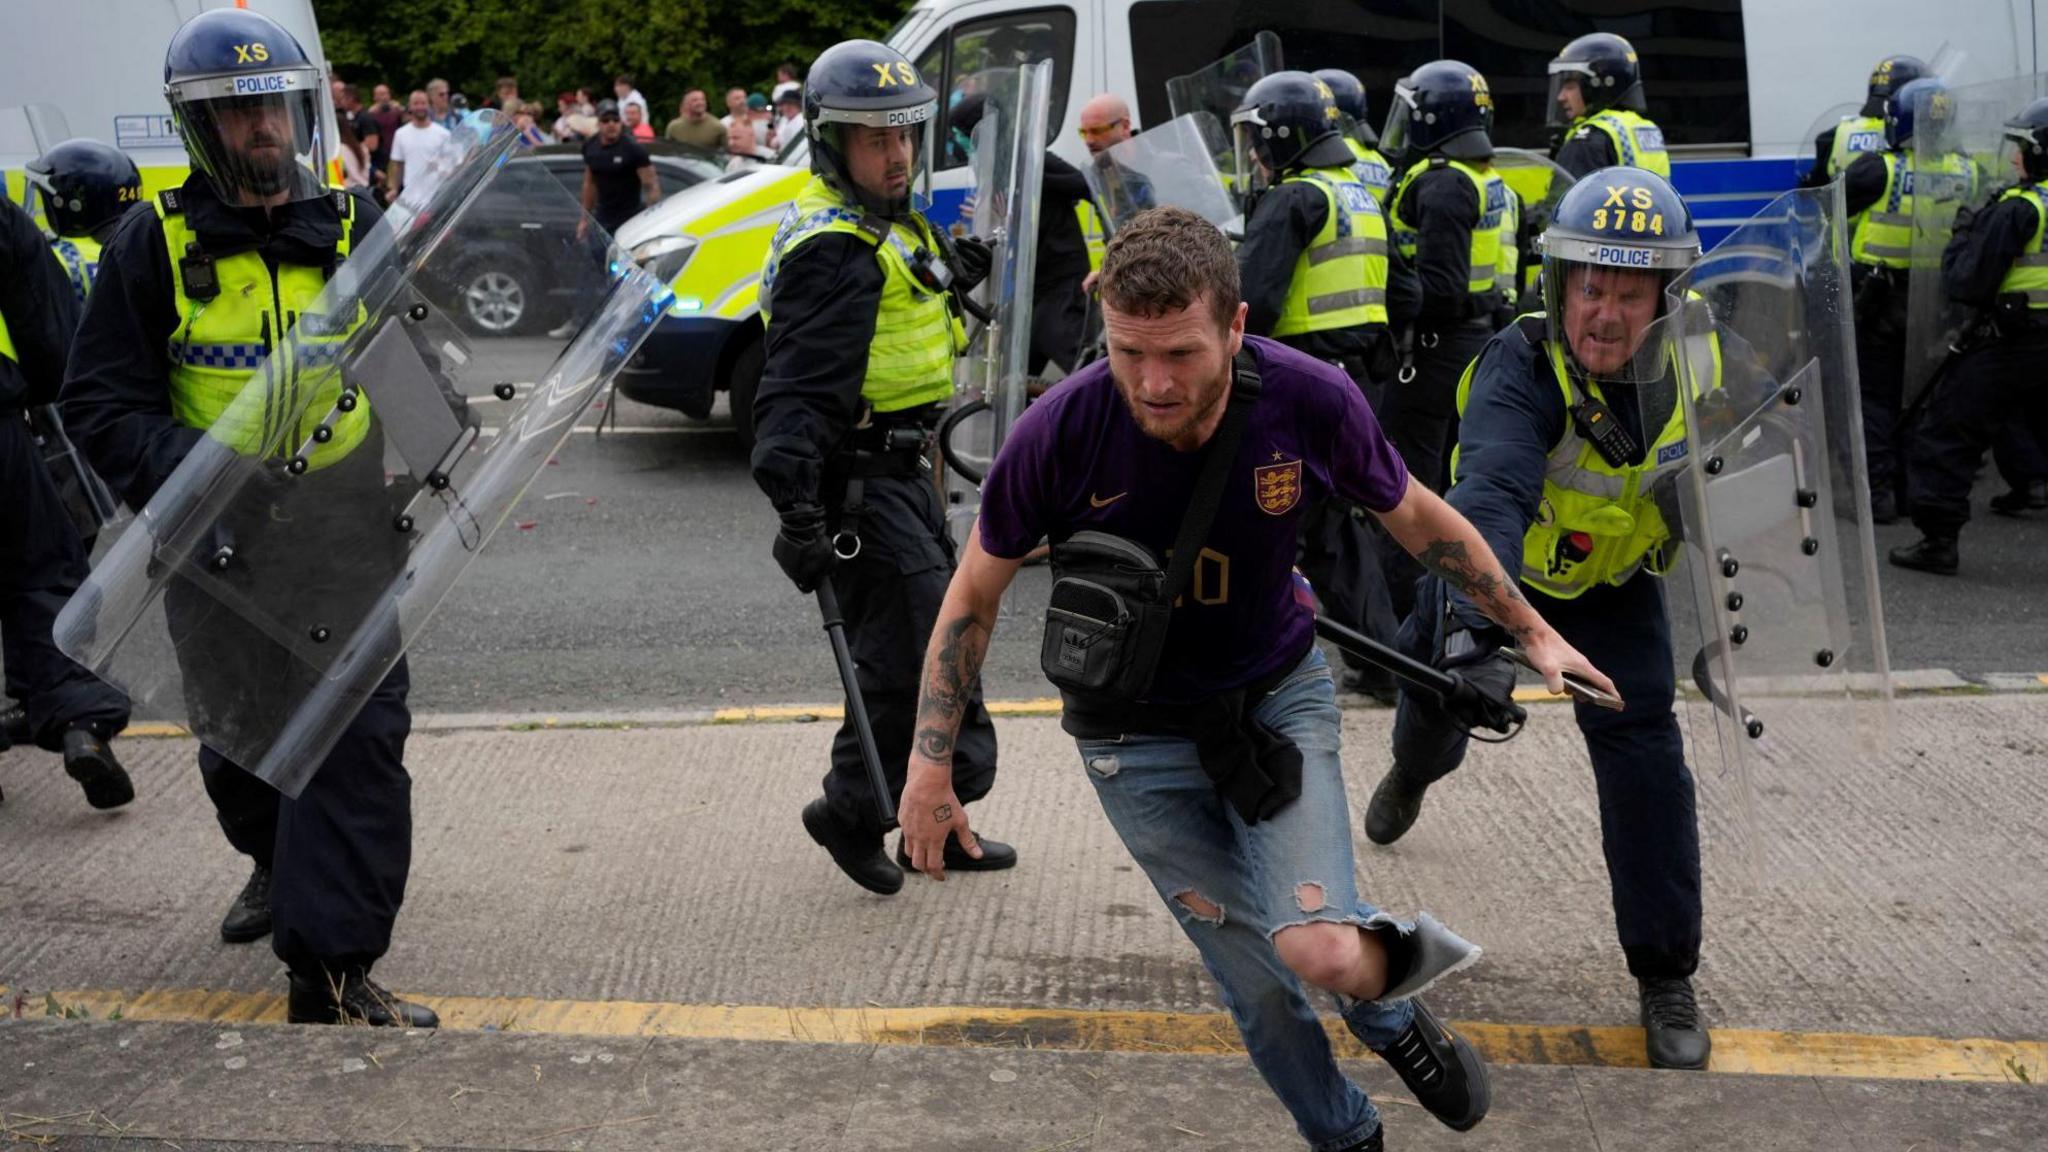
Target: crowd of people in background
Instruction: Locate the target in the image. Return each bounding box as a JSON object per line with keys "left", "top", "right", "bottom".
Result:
{"left": 326, "top": 63, "right": 808, "bottom": 203}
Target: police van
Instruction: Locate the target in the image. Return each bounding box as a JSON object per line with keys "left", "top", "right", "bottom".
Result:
{"left": 0, "top": 0, "right": 336, "bottom": 217}
{"left": 613, "top": 0, "right": 2048, "bottom": 440}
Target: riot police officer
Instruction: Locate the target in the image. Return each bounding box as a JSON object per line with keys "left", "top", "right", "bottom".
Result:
{"left": 1802, "top": 55, "right": 1924, "bottom": 189}
{"left": 1314, "top": 68, "right": 1394, "bottom": 208}
{"left": 27, "top": 139, "right": 144, "bottom": 302}
{"left": 1231, "top": 70, "right": 1415, "bottom": 702}
{"left": 60, "top": 7, "right": 435, "bottom": 1028}
{"left": 1366, "top": 169, "right": 1716, "bottom": 1071}
{"left": 1843, "top": 77, "right": 1976, "bottom": 522}
{"left": 752, "top": 39, "right": 1014, "bottom": 894}
{"left": 1892, "top": 97, "right": 2048, "bottom": 573}
{"left": 0, "top": 191, "right": 132, "bottom": 809}
{"left": 1548, "top": 33, "right": 1671, "bottom": 180}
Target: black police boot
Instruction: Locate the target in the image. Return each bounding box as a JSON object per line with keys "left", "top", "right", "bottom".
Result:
{"left": 220, "top": 864, "right": 273, "bottom": 944}
{"left": 62, "top": 725, "right": 134, "bottom": 810}
{"left": 1870, "top": 489, "right": 1899, "bottom": 524}
{"left": 1888, "top": 534, "right": 1959, "bottom": 575}
{"left": 1989, "top": 481, "right": 2047, "bottom": 516}
{"left": 896, "top": 832, "right": 1018, "bottom": 873}
{"left": 1639, "top": 976, "right": 1712, "bottom": 1070}
{"left": 287, "top": 970, "right": 439, "bottom": 1028}
{"left": 1, "top": 704, "right": 28, "bottom": 747}
{"left": 802, "top": 797, "right": 903, "bottom": 895}
{"left": 1376, "top": 997, "right": 1491, "bottom": 1131}
{"left": 1365, "top": 765, "right": 1432, "bottom": 846}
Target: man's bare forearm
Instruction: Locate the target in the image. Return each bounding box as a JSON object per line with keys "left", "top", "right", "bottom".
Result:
{"left": 911, "top": 603, "right": 996, "bottom": 770}
{"left": 1380, "top": 483, "right": 1548, "bottom": 645}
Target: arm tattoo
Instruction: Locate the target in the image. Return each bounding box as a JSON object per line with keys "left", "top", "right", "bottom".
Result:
{"left": 1415, "top": 538, "right": 1537, "bottom": 641}
{"left": 912, "top": 613, "right": 990, "bottom": 762}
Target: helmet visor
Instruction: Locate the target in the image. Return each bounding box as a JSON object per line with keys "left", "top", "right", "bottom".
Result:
{"left": 169, "top": 67, "right": 326, "bottom": 204}
{"left": 819, "top": 117, "right": 933, "bottom": 214}
{"left": 1546, "top": 66, "right": 1592, "bottom": 129}
{"left": 1998, "top": 133, "right": 2033, "bottom": 182}
{"left": 1228, "top": 113, "right": 1274, "bottom": 209}
{"left": 1378, "top": 85, "right": 1418, "bottom": 160}
{"left": 1542, "top": 251, "right": 1685, "bottom": 397}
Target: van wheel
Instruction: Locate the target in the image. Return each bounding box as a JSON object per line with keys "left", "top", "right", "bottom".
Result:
{"left": 726, "top": 335, "right": 764, "bottom": 451}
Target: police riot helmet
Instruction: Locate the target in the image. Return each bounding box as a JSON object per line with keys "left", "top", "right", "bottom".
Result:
{"left": 1863, "top": 55, "right": 1927, "bottom": 118}
{"left": 802, "top": 39, "right": 937, "bottom": 217}
{"left": 1547, "top": 32, "right": 1646, "bottom": 128}
{"left": 25, "top": 139, "right": 142, "bottom": 237}
{"left": 1380, "top": 61, "right": 1494, "bottom": 164}
{"left": 1539, "top": 167, "right": 1701, "bottom": 387}
{"left": 163, "top": 7, "right": 327, "bottom": 205}
{"left": 1229, "top": 71, "right": 1353, "bottom": 204}
{"left": 1884, "top": 77, "right": 1952, "bottom": 151}
{"left": 1313, "top": 68, "right": 1377, "bottom": 145}
{"left": 2000, "top": 96, "right": 2048, "bottom": 182}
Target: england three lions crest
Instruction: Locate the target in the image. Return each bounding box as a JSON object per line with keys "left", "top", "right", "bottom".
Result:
{"left": 1254, "top": 456, "right": 1303, "bottom": 516}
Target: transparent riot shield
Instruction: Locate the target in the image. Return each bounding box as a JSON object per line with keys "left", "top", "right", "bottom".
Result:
{"left": 1800, "top": 101, "right": 1874, "bottom": 182}
{"left": 1165, "top": 31, "right": 1281, "bottom": 217}
{"left": 1905, "top": 74, "right": 2046, "bottom": 407}
{"left": 1661, "top": 184, "right": 1892, "bottom": 862}
{"left": 944, "top": 60, "right": 1050, "bottom": 543}
{"left": 54, "top": 124, "right": 672, "bottom": 796}
{"left": 1082, "top": 112, "right": 1234, "bottom": 235}
{"left": 1491, "top": 148, "right": 1576, "bottom": 303}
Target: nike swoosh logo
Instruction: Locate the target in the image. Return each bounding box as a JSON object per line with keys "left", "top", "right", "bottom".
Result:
{"left": 1089, "top": 492, "right": 1128, "bottom": 508}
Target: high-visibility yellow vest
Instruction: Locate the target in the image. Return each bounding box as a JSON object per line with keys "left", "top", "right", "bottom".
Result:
{"left": 1271, "top": 166, "right": 1389, "bottom": 336}
{"left": 1077, "top": 200, "right": 1106, "bottom": 272}
{"left": 52, "top": 234, "right": 103, "bottom": 302}
{"left": 1453, "top": 312, "right": 1722, "bottom": 599}
{"left": 0, "top": 311, "right": 14, "bottom": 363}
{"left": 1850, "top": 150, "right": 1977, "bottom": 269}
{"left": 1575, "top": 109, "right": 1671, "bottom": 178}
{"left": 1391, "top": 157, "right": 1506, "bottom": 298}
{"left": 1828, "top": 114, "right": 1886, "bottom": 179}
{"left": 1344, "top": 137, "right": 1394, "bottom": 207}
{"left": 1996, "top": 182, "right": 2048, "bottom": 308}
{"left": 761, "top": 176, "right": 964, "bottom": 414}
{"left": 157, "top": 189, "right": 369, "bottom": 470}
{"left": 1496, "top": 189, "right": 1522, "bottom": 299}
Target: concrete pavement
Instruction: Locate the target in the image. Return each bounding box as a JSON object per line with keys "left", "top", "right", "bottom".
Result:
{"left": 3, "top": 689, "right": 2046, "bottom": 1148}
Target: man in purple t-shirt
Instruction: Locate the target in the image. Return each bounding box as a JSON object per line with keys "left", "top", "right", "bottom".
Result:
{"left": 895, "top": 208, "right": 1615, "bottom": 1151}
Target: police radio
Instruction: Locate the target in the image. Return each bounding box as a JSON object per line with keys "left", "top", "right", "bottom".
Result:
{"left": 1568, "top": 385, "right": 1644, "bottom": 469}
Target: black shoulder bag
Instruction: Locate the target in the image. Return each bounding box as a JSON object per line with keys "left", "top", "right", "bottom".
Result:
{"left": 1039, "top": 353, "right": 1263, "bottom": 701}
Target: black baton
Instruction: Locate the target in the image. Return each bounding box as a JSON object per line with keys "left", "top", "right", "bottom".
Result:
{"left": 1314, "top": 614, "right": 1527, "bottom": 731}
{"left": 816, "top": 581, "right": 897, "bottom": 828}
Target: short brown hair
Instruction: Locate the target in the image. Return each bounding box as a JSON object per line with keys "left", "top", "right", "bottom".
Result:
{"left": 1097, "top": 206, "right": 1239, "bottom": 331}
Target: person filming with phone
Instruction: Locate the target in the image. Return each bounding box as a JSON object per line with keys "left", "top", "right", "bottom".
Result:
{"left": 1363, "top": 167, "right": 1727, "bottom": 1073}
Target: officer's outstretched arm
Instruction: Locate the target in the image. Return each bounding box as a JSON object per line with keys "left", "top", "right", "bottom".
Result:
{"left": 1376, "top": 481, "right": 1618, "bottom": 700}
{"left": 899, "top": 528, "right": 1023, "bottom": 880}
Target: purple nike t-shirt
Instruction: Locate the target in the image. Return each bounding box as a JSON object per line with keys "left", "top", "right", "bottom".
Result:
{"left": 977, "top": 335, "right": 1410, "bottom": 704}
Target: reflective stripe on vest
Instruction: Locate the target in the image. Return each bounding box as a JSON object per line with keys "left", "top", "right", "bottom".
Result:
{"left": 760, "top": 176, "right": 962, "bottom": 414}
{"left": 1391, "top": 157, "right": 1506, "bottom": 297}
{"left": 1452, "top": 311, "right": 1721, "bottom": 600}
{"left": 1579, "top": 110, "right": 1671, "bottom": 179}
{"left": 1997, "top": 182, "right": 2048, "bottom": 307}
{"left": 1496, "top": 189, "right": 1522, "bottom": 297}
{"left": 1274, "top": 167, "right": 1389, "bottom": 335}
{"left": 1851, "top": 150, "right": 1977, "bottom": 268}
{"left": 1077, "top": 200, "right": 1106, "bottom": 273}
{"left": 157, "top": 191, "right": 369, "bottom": 470}
{"left": 52, "top": 235, "right": 102, "bottom": 302}
{"left": 1828, "top": 115, "right": 1886, "bottom": 179}
{"left": 0, "top": 310, "right": 14, "bottom": 363}
{"left": 1344, "top": 138, "right": 1394, "bottom": 207}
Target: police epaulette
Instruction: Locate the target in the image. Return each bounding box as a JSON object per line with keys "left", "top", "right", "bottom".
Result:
{"left": 1515, "top": 314, "right": 1547, "bottom": 345}
{"left": 332, "top": 189, "right": 352, "bottom": 214}
{"left": 158, "top": 188, "right": 184, "bottom": 215}
{"left": 852, "top": 211, "right": 891, "bottom": 247}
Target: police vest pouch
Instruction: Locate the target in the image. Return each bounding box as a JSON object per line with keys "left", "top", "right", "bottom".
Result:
{"left": 1039, "top": 353, "right": 1264, "bottom": 701}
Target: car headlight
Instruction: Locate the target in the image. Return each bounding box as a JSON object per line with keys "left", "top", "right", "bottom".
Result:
{"left": 631, "top": 234, "right": 698, "bottom": 287}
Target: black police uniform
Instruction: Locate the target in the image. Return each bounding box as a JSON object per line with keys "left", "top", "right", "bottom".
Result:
{"left": 61, "top": 174, "right": 416, "bottom": 979}
{"left": 0, "top": 195, "right": 131, "bottom": 758}
{"left": 1901, "top": 187, "right": 2048, "bottom": 543}
{"left": 1841, "top": 149, "right": 1915, "bottom": 511}
{"left": 1032, "top": 153, "right": 1096, "bottom": 375}
{"left": 750, "top": 231, "right": 1000, "bottom": 846}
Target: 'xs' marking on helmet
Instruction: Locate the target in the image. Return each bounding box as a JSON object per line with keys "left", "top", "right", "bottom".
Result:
{"left": 872, "top": 61, "right": 918, "bottom": 88}
{"left": 233, "top": 42, "right": 270, "bottom": 64}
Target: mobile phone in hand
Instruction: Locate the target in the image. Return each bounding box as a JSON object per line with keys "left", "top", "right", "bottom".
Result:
{"left": 1501, "top": 648, "right": 1625, "bottom": 711}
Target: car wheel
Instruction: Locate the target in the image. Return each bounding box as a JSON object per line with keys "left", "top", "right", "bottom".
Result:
{"left": 456, "top": 253, "right": 538, "bottom": 336}
{"left": 726, "top": 334, "right": 764, "bottom": 450}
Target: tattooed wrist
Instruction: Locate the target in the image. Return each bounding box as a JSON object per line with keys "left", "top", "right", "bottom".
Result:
{"left": 914, "top": 727, "right": 954, "bottom": 761}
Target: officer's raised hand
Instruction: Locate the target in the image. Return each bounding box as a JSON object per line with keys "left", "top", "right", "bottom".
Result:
{"left": 771, "top": 502, "right": 836, "bottom": 592}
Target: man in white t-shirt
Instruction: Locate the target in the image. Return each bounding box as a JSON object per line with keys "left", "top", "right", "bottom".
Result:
{"left": 386, "top": 89, "right": 455, "bottom": 206}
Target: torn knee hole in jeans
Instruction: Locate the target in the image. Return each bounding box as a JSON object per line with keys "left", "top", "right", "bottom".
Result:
{"left": 1294, "top": 882, "right": 1327, "bottom": 914}
{"left": 1174, "top": 889, "right": 1224, "bottom": 925}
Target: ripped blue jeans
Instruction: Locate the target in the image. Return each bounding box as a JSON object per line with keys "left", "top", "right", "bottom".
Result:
{"left": 1078, "top": 647, "right": 1414, "bottom": 1151}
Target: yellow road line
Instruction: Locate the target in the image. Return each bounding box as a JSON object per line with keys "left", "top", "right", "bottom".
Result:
{"left": 6, "top": 986, "right": 2038, "bottom": 1085}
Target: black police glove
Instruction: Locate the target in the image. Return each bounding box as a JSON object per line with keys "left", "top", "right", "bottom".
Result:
{"left": 771, "top": 502, "right": 836, "bottom": 593}
{"left": 950, "top": 236, "right": 993, "bottom": 294}
{"left": 1437, "top": 629, "right": 1522, "bottom": 735}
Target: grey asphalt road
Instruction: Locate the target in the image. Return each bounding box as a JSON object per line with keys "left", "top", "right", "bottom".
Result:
{"left": 400, "top": 350, "right": 2044, "bottom": 715}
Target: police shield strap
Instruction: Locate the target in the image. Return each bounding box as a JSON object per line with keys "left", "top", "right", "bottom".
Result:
{"left": 55, "top": 129, "right": 673, "bottom": 797}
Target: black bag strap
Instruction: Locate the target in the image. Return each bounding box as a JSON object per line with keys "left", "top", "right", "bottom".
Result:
{"left": 1162, "top": 350, "right": 1264, "bottom": 602}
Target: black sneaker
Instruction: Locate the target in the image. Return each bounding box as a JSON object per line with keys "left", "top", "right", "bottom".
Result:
{"left": 287, "top": 971, "right": 439, "bottom": 1028}
{"left": 0, "top": 704, "right": 28, "bottom": 748}
{"left": 1377, "top": 998, "right": 1491, "bottom": 1131}
{"left": 1639, "top": 976, "right": 1712, "bottom": 1070}
{"left": 62, "top": 726, "right": 134, "bottom": 810}
{"left": 1335, "top": 1128, "right": 1384, "bottom": 1152}
{"left": 1364, "top": 767, "right": 1431, "bottom": 846}
{"left": 220, "top": 864, "right": 273, "bottom": 943}
{"left": 1888, "top": 535, "right": 1959, "bottom": 575}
